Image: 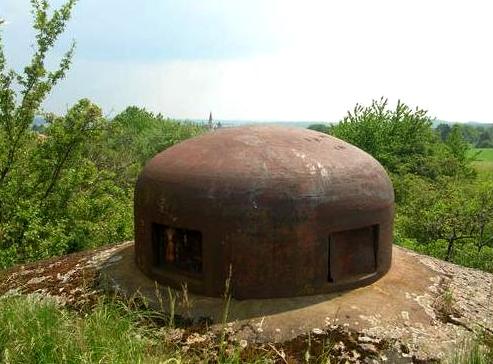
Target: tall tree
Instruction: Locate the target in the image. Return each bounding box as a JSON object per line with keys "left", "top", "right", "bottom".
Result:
{"left": 398, "top": 177, "right": 476, "bottom": 262}
{"left": 436, "top": 123, "right": 451, "bottom": 141}
{"left": 0, "top": 0, "right": 77, "bottom": 186}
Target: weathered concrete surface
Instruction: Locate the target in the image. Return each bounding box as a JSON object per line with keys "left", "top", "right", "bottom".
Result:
{"left": 1, "top": 242, "right": 492, "bottom": 362}
{"left": 0, "top": 243, "right": 126, "bottom": 308}
{"left": 102, "top": 243, "right": 493, "bottom": 361}
{"left": 0, "top": 242, "right": 127, "bottom": 308}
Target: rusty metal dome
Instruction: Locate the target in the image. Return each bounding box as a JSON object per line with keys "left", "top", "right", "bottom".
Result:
{"left": 134, "top": 126, "right": 394, "bottom": 299}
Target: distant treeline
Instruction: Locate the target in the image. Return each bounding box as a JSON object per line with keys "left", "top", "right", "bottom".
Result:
{"left": 435, "top": 123, "right": 493, "bottom": 148}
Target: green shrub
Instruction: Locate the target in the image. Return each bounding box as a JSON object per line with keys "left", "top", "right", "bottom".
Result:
{"left": 328, "top": 98, "right": 473, "bottom": 179}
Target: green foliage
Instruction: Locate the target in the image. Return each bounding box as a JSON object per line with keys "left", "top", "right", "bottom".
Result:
{"left": 0, "top": 1, "right": 206, "bottom": 268}
{"left": 445, "top": 125, "right": 471, "bottom": 166}
{"left": 0, "top": 0, "right": 84, "bottom": 266}
{"left": 394, "top": 174, "right": 493, "bottom": 271}
{"left": 0, "top": 103, "right": 204, "bottom": 268}
{"left": 436, "top": 123, "right": 452, "bottom": 141}
{"left": 448, "top": 334, "right": 493, "bottom": 364}
{"left": 470, "top": 148, "right": 493, "bottom": 162}
{"left": 329, "top": 98, "right": 434, "bottom": 175}
{"left": 439, "top": 122, "right": 493, "bottom": 148}
{"left": 477, "top": 130, "right": 493, "bottom": 148}
{"left": 0, "top": 99, "right": 134, "bottom": 265}
{"left": 322, "top": 98, "right": 493, "bottom": 272}
{"left": 307, "top": 123, "right": 330, "bottom": 133}
{"left": 0, "top": 294, "right": 275, "bottom": 363}
{"left": 328, "top": 98, "right": 473, "bottom": 180}
{"left": 0, "top": 0, "right": 76, "bottom": 186}
{"left": 396, "top": 176, "right": 493, "bottom": 266}
{"left": 0, "top": 295, "right": 155, "bottom": 363}
{"left": 468, "top": 148, "right": 493, "bottom": 174}
{"left": 114, "top": 107, "right": 204, "bottom": 160}
{"left": 90, "top": 106, "right": 205, "bottom": 188}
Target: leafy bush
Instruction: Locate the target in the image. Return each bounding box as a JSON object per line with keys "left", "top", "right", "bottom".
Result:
{"left": 0, "top": 101, "right": 205, "bottom": 268}
{"left": 307, "top": 123, "right": 331, "bottom": 133}
{"left": 0, "top": 1, "right": 206, "bottom": 268}
{"left": 0, "top": 100, "right": 133, "bottom": 267}
{"left": 89, "top": 106, "right": 205, "bottom": 188}
{"left": 322, "top": 98, "right": 493, "bottom": 272}
{"left": 328, "top": 98, "right": 474, "bottom": 181}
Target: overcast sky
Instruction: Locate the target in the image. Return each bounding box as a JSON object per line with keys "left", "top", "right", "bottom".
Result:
{"left": 1, "top": 0, "right": 492, "bottom": 122}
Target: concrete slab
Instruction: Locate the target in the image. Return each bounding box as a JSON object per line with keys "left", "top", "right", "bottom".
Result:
{"left": 101, "top": 243, "right": 493, "bottom": 361}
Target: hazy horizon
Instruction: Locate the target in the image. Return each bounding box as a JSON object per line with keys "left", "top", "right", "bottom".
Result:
{"left": 2, "top": 0, "right": 493, "bottom": 123}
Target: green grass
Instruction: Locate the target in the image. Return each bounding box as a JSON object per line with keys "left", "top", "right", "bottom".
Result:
{"left": 471, "top": 148, "right": 493, "bottom": 161}
{"left": 0, "top": 294, "right": 274, "bottom": 364}
{"left": 468, "top": 148, "right": 493, "bottom": 173}
{"left": 1, "top": 293, "right": 492, "bottom": 363}
{"left": 0, "top": 295, "right": 157, "bottom": 363}
{"left": 448, "top": 334, "right": 493, "bottom": 364}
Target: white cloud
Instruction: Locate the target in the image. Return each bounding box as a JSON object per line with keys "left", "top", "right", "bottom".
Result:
{"left": 39, "top": 0, "right": 493, "bottom": 122}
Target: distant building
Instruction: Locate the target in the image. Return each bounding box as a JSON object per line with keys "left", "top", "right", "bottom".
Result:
{"left": 207, "top": 111, "right": 221, "bottom": 130}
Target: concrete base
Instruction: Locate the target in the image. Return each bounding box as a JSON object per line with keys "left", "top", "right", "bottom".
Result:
{"left": 101, "top": 243, "right": 493, "bottom": 361}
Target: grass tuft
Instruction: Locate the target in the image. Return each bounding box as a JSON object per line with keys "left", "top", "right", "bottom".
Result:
{"left": 448, "top": 333, "right": 493, "bottom": 364}
{"left": 0, "top": 293, "right": 274, "bottom": 363}
{"left": 0, "top": 294, "right": 152, "bottom": 363}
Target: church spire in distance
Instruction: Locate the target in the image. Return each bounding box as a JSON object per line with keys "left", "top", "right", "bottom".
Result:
{"left": 207, "top": 111, "right": 221, "bottom": 129}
